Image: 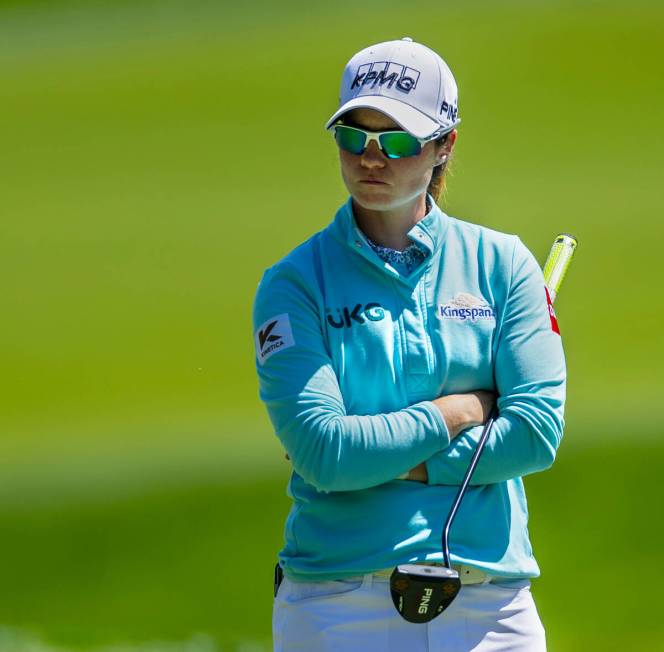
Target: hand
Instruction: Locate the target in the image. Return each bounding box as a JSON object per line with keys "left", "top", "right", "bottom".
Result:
{"left": 471, "top": 390, "right": 497, "bottom": 425}
{"left": 404, "top": 462, "right": 428, "bottom": 483}
{"left": 432, "top": 390, "right": 497, "bottom": 439}
{"left": 403, "top": 390, "right": 496, "bottom": 482}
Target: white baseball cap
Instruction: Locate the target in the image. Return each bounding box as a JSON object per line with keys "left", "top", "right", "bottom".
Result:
{"left": 325, "top": 37, "right": 460, "bottom": 140}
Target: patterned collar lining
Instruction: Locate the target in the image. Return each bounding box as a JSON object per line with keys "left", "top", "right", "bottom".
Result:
{"left": 364, "top": 236, "right": 428, "bottom": 274}
{"left": 361, "top": 198, "right": 432, "bottom": 274}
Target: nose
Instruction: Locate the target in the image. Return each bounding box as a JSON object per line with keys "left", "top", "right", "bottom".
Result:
{"left": 360, "top": 140, "right": 386, "bottom": 169}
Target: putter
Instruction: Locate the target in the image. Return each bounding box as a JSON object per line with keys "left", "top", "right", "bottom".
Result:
{"left": 389, "top": 406, "right": 498, "bottom": 623}
{"left": 390, "top": 234, "right": 578, "bottom": 624}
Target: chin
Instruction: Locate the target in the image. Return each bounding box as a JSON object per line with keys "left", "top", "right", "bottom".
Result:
{"left": 351, "top": 186, "right": 395, "bottom": 211}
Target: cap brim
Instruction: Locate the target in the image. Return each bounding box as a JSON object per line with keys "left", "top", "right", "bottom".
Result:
{"left": 325, "top": 95, "right": 448, "bottom": 139}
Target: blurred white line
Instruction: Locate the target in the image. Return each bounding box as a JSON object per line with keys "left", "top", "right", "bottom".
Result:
{"left": 0, "top": 626, "right": 270, "bottom": 652}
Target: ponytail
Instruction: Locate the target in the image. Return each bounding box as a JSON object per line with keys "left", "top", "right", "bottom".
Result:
{"left": 427, "top": 133, "right": 453, "bottom": 205}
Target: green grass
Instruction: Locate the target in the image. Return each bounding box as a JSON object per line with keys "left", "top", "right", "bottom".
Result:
{"left": 0, "top": 438, "right": 662, "bottom": 651}
{"left": 0, "top": 0, "right": 663, "bottom": 649}
{"left": 0, "top": 472, "right": 287, "bottom": 650}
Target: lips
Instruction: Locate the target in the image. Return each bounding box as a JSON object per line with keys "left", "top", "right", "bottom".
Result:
{"left": 359, "top": 179, "right": 388, "bottom": 185}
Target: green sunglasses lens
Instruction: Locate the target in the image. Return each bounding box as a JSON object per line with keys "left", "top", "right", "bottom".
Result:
{"left": 333, "top": 125, "right": 422, "bottom": 158}
{"left": 335, "top": 126, "right": 367, "bottom": 155}
{"left": 379, "top": 132, "right": 422, "bottom": 158}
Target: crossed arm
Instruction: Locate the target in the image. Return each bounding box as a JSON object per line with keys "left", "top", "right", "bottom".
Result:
{"left": 255, "top": 239, "right": 565, "bottom": 492}
{"left": 282, "top": 390, "right": 496, "bottom": 483}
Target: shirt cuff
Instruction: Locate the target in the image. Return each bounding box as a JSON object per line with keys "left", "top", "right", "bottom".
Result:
{"left": 419, "top": 399, "right": 451, "bottom": 449}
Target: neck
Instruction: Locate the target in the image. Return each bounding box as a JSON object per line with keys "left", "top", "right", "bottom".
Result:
{"left": 353, "top": 194, "right": 429, "bottom": 251}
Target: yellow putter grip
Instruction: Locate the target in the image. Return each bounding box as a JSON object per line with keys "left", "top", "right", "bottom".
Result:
{"left": 542, "top": 234, "right": 578, "bottom": 303}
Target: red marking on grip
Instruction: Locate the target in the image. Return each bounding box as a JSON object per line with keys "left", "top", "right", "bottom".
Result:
{"left": 545, "top": 286, "right": 560, "bottom": 335}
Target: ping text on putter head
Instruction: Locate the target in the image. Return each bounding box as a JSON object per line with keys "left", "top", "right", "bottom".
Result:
{"left": 390, "top": 233, "right": 578, "bottom": 624}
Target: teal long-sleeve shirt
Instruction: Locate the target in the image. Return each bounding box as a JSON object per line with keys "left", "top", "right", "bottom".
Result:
{"left": 253, "top": 196, "right": 566, "bottom": 582}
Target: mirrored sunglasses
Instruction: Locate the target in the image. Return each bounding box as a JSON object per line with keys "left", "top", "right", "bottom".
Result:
{"left": 332, "top": 124, "right": 441, "bottom": 159}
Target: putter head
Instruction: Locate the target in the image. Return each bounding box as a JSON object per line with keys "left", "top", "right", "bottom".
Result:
{"left": 390, "top": 563, "right": 461, "bottom": 623}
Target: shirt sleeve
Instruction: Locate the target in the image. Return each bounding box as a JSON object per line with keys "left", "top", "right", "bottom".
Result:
{"left": 424, "top": 236, "right": 566, "bottom": 486}
{"left": 253, "top": 262, "right": 451, "bottom": 493}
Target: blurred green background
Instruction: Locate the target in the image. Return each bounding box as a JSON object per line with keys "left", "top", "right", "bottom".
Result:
{"left": 1, "top": 0, "right": 662, "bottom": 650}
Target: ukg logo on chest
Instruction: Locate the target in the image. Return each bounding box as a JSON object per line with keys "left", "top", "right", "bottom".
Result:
{"left": 439, "top": 293, "right": 495, "bottom": 321}
{"left": 326, "top": 303, "right": 385, "bottom": 329}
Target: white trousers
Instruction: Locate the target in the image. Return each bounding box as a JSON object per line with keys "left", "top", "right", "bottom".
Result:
{"left": 273, "top": 573, "right": 546, "bottom": 652}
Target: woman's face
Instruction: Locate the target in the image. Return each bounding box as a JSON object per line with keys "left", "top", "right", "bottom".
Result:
{"left": 337, "top": 108, "right": 455, "bottom": 212}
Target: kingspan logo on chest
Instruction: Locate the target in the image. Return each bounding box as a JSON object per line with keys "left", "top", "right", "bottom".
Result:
{"left": 326, "top": 302, "right": 385, "bottom": 329}
{"left": 439, "top": 293, "right": 496, "bottom": 322}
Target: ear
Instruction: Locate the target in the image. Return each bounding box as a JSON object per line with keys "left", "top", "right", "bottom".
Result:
{"left": 434, "top": 129, "right": 457, "bottom": 165}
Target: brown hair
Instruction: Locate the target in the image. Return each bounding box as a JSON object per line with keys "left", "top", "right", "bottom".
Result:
{"left": 427, "top": 133, "right": 453, "bottom": 205}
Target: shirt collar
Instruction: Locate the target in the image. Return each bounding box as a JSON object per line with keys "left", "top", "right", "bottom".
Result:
{"left": 334, "top": 194, "right": 451, "bottom": 257}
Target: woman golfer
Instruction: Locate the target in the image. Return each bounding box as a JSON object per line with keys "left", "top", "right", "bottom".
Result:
{"left": 253, "top": 37, "right": 565, "bottom": 651}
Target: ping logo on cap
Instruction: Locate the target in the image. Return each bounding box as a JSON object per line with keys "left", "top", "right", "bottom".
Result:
{"left": 351, "top": 61, "right": 421, "bottom": 94}
{"left": 440, "top": 100, "right": 458, "bottom": 122}
{"left": 255, "top": 313, "right": 295, "bottom": 365}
